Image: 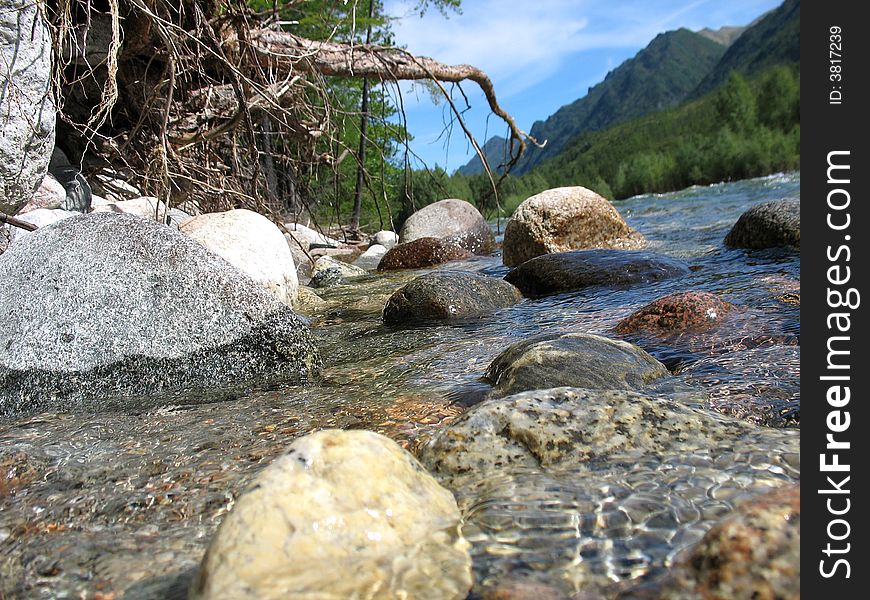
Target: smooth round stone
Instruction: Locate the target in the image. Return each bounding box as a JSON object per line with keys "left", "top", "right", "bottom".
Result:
{"left": 724, "top": 198, "right": 799, "bottom": 249}
{"left": 190, "top": 430, "right": 472, "bottom": 600}
{"left": 502, "top": 186, "right": 645, "bottom": 267}
{"left": 615, "top": 291, "right": 734, "bottom": 334}
{"left": 383, "top": 271, "right": 522, "bottom": 324}
{"left": 485, "top": 332, "right": 670, "bottom": 395}
{"left": 180, "top": 209, "right": 299, "bottom": 305}
{"left": 504, "top": 249, "right": 690, "bottom": 298}
{"left": 378, "top": 237, "right": 472, "bottom": 271}
{"left": 373, "top": 230, "right": 399, "bottom": 249}
{"left": 399, "top": 198, "right": 494, "bottom": 254}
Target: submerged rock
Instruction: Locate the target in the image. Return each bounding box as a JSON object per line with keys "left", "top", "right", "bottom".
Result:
{"left": 419, "top": 387, "right": 799, "bottom": 597}
{"left": 724, "top": 198, "right": 800, "bottom": 249}
{"left": 309, "top": 255, "right": 368, "bottom": 288}
{"left": 0, "top": 212, "right": 320, "bottom": 414}
{"left": 378, "top": 237, "right": 472, "bottom": 271}
{"left": 485, "top": 332, "right": 670, "bottom": 395}
{"left": 383, "top": 271, "right": 522, "bottom": 324}
{"left": 190, "top": 429, "right": 472, "bottom": 600}
{"left": 643, "top": 484, "right": 799, "bottom": 600}
{"left": 180, "top": 209, "right": 299, "bottom": 305}
{"left": 616, "top": 291, "right": 734, "bottom": 334}
{"left": 504, "top": 249, "right": 690, "bottom": 298}
{"left": 502, "top": 186, "right": 645, "bottom": 267}
{"left": 399, "top": 198, "right": 494, "bottom": 254}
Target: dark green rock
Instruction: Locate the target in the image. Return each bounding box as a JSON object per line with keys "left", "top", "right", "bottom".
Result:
{"left": 383, "top": 271, "right": 522, "bottom": 324}
{"left": 504, "top": 249, "right": 690, "bottom": 298}
{"left": 485, "top": 332, "right": 670, "bottom": 395}
{"left": 724, "top": 198, "right": 800, "bottom": 249}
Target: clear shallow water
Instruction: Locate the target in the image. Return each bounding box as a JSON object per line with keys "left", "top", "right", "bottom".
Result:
{"left": 0, "top": 173, "right": 800, "bottom": 598}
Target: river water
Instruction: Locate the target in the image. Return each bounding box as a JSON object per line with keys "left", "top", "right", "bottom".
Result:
{"left": 0, "top": 173, "right": 800, "bottom": 598}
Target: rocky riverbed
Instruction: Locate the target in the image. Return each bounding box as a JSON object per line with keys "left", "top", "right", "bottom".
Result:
{"left": 0, "top": 173, "right": 800, "bottom": 599}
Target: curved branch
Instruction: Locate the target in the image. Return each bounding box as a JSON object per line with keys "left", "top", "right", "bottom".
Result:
{"left": 244, "top": 30, "right": 540, "bottom": 158}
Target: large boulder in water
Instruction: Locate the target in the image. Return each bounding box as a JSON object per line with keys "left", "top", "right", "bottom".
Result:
{"left": 502, "top": 187, "right": 645, "bottom": 267}
{"left": 179, "top": 209, "right": 298, "bottom": 305}
{"left": 485, "top": 332, "right": 670, "bottom": 395}
{"left": 0, "top": 2, "right": 55, "bottom": 214}
{"left": 504, "top": 249, "right": 690, "bottom": 298}
{"left": 190, "top": 429, "right": 472, "bottom": 600}
{"left": 383, "top": 271, "right": 522, "bottom": 324}
{"left": 399, "top": 199, "right": 494, "bottom": 254}
{"left": 0, "top": 212, "right": 320, "bottom": 414}
{"left": 724, "top": 198, "right": 800, "bottom": 249}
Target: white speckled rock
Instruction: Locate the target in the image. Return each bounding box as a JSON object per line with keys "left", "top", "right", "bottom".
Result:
{"left": 352, "top": 244, "right": 388, "bottom": 270}
{"left": 374, "top": 230, "right": 399, "bottom": 249}
{"left": 0, "top": 208, "right": 77, "bottom": 254}
{"left": 91, "top": 196, "right": 168, "bottom": 220}
{"left": 190, "top": 429, "right": 472, "bottom": 600}
{"left": 0, "top": 2, "right": 55, "bottom": 214}
{"left": 180, "top": 209, "right": 298, "bottom": 305}
{"left": 399, "top": 199, "right": 494, "bottom": 254}
{"left": 503, "top": 187, "right": 645, "bottom": 267}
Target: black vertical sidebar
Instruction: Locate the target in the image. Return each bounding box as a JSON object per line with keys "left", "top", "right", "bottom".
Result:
{"left": 802, "top": 0, "right": 869, "bottom": 596}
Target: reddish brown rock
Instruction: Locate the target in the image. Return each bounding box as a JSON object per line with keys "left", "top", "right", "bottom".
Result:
{"left": 615, "top": 291, "right": 733, "bottom": 334}
{"left": 646, "top": 484, "right": 799, "bottom": 600}
{"left": 377, "top": 237, "right": 472, "bottom": 271}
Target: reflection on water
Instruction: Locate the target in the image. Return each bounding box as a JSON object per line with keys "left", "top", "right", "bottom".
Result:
{"left": 0, "top": 173, "right": 800, "bottom": 598}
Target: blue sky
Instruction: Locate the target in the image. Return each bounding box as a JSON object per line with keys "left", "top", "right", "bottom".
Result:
{"left": 382, "top": 0, "right": 784, "bottom": 172}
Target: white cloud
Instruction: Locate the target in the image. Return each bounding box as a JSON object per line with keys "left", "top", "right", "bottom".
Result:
{"left": 385, "top": 0, "right": 774, "bottom": 97}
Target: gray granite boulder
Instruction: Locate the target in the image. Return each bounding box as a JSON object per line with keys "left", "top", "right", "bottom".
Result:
{"left": 0, "top": 2, "right": 55, "bottom": 214}
{"left": 502, "top": 186, "right": 645, "bottom": 267}
{"left": 485, "top": 332, "right": 670, "bottom": 395}
{"left": 724, "top": 198, "right": 800, "bottom": 249}
{"left": 191, "top": 430, "right": 472, "bottom": 600}
{"left": 383, "top": 271, "right": 522, "bottom": 324}
{"left": 0, "top": 212, "right": 320, "bottom": 414}
{"left": 399, "top": 199, "right": 494, "bottom": 254}
{"left": 504, "top": 249, "right": 690, "bottom": 298}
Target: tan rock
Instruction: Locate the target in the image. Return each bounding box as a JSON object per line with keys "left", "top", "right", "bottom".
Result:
{"left": 400, "top": 198, "right": 494, "bottom": 254}
{"left": 180, "top": 209, "right": 298, "bottom": 305}
{"left": 502, "top": 186, "right": 645, "bottom": 267}
{"left": 190, "top": 429, "right": 472, "bottom": 600}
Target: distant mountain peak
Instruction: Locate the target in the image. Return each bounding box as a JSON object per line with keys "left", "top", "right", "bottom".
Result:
{"left": 696, "top": 25, "right": 746, "bottom": 47}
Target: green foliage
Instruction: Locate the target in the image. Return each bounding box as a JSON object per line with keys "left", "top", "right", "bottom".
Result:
{"left": 407, "top": 64, "right": 800, "bottom": 211}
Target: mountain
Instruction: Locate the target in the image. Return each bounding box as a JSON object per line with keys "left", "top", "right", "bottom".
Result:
{"left": 458, "top": 28, "right": 727, "bottom": 176}
{"left": 697, "top": 25, "right": 747, "bottom": 47}
{"left": 693, "top": 0, "right": 799, "bottom": 96}
{"left": 456, "top": 135, "right": 521, "bottom": 177}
